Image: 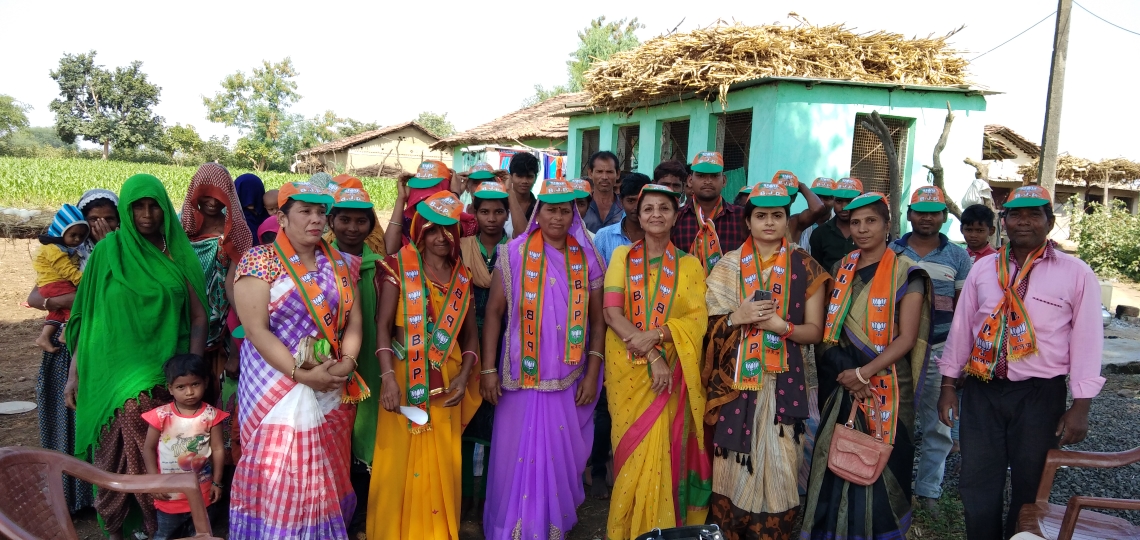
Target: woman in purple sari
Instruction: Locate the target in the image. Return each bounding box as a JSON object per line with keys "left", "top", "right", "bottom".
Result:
{"left": 479, "top": 179, "right": 607, "bottom": 539}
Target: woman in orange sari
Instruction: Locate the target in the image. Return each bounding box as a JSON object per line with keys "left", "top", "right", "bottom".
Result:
{"left": 603, "top": 184, "right": 710, "bottom": 538}
{"left": 369, "top": 191, "right": 482, "bottom": 540}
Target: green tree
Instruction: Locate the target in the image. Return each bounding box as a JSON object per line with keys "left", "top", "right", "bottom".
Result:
{"left": 159, "top": 123, "right": 203, "bottom": 163}
{"left": 523, "top": 16, "right": 644, "bottom": 106}
{"left": 203, "top": 58, "right": 301, "bottom": 171}
{"left": 7, "top": 126, "right": 75, "bottom": 149}
{"left": 0, "top": 95, "right": 30, "bottom": 138}
{"left": 198, "top": 134, "right": 233, "bottom": 164}
{"left": 415, "top": 111, "right": 455, "bottom": 138}
{"left": 337, "top": 118, "right": 381, "bottom": 138}
{"left": 49, "top": 51, "right": 164, "bottom": 159}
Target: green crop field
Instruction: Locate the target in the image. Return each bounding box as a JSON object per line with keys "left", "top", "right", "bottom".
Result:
{"left": 0, "top": 157, "right": 398, "bottom": 210}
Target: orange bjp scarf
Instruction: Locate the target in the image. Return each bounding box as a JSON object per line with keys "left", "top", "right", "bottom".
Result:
{"left": 965, "top": 242, "right": 1047, "bottom": 380}
{"left": 690, "top": 201, "right": 723, "bottom": 275}
{"left": 734, "top": 238, "right": 793, "bottom": 390}
{"left": 624, "top": 239, "right": 679, "bottom": 365}
{"left": 520, "top": 228, "right": 587, "bottom": 388}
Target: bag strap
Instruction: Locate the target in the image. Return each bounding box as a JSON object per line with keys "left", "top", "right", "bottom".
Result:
{"left": 844, "top": 391, "right": 884, "bottom": 441}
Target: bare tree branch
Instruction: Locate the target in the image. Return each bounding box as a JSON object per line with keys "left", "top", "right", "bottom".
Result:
{"left": 924, "top": 101, "right": 964, "bottom": 219}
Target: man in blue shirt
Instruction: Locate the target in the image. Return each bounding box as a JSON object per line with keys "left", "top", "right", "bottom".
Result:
{"left": 583, "top": 151, "right": 623, "bottom": 233}
{"left": 889, "top": 185, "right": 973, "bottom": 517}
{"left": 594, "top": 173, "right": 651, "bottom": 265}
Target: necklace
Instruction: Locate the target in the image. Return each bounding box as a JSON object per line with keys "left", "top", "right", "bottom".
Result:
{"left": 161, "top": 235, "right": 167, "bottom": 253}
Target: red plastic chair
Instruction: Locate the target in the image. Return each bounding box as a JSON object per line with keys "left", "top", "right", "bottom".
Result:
{"left": 1017, "top": 446, "right": 1140, "bottom": 540}
{"left": 0, "top": 446, "right": 220, "bottom": 540}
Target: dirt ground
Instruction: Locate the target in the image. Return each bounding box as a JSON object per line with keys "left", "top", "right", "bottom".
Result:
{"left": 0, "top": 237, "right": 610, "bottom": 539}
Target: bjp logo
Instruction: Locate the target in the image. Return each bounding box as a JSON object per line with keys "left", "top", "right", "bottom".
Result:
{"left": 871, "top": 321, "right": 887, "bottom": 333}
{"left": 741, "top": 254, "right": 753, "bottom": 265}
{"left": 773, "top": 266, "right": 785, "bottom": 275}
{"left": 405, "top": 270, "right": 419, "bottom": 280}
{"left": 660, "top": 285, "right": 672, "bottom": 295}
{"left": 525, "top": 291, "right": 537, "bottom": 301}
{"left": 871, "top": 297, "right": 888, "bottom": 311}
{"left": 1009, "top": 323, "right": 1028, "bottom": 337}
{"left": 526, "top": 270, "right": 539, "bottom": 280}
{"left": 312, "top": 293, "right": 326, "bottom": 307}
{"left": 409, "top": 315, "right": 423, "bottom": 326}
{"left": 407, "top": 291, "right": 422, "bottom": 303}
{"left": 828, "top": 304, "right": 840, "bottom": 314}
{"left": 662, "top": 266, "right": 674, "bottom": 277}
{"left": 570, "top": 264, "right": 583, "bottom": 272}
{"left": 631, "top": 274, "right": 644, "bottom": 284}
{"left": 975, "top": 337, "right": 993, "bottom": 352}
{"left": 528, "top": 251, "right": 541, "bottom": 261}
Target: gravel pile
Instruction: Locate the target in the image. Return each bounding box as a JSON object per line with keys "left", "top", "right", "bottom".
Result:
{"left": 915, "top": 373, "right": 1140, "bottom": 525}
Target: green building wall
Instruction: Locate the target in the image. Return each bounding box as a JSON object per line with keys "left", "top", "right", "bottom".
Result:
{"left": 567, "top": 81, "right": 988, "bottom": 236}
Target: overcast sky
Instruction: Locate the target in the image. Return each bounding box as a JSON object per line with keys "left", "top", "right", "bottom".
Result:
{"left": 2, "top": 0, "right": 1138, "bottom": 160}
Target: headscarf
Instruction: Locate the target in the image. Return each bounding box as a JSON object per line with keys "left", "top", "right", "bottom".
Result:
{"left": 518, "top": 200, "right": 605, "bottom": 275}
{"left": 256, "top": 215, "right": 279, "bottom": 242}
{"left": 75, "top": 189, "right": 119, "bottom": 269}
{"left": 67, "top": 174, "right": 208, "bottom": 458}
{"left": 234, "top": 173, "right": 268, "bottom": 239}
{"left": 180, "top": 163, "right": 253, "bottom": 264}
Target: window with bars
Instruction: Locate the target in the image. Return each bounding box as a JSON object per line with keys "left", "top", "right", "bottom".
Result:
{"left": 616, "top": 125, "right": 639, "bottom": 173}
{"left": 849, "top": 115, "right": 909, "bottom": 195}
{"left": 580, "top": 129, "right": 599, "bottom": 177}
{"left": 660, "top": 119, "right": 690, "bottom": 163}
{"left": 715, "top": 111, "right": 753, "bottom": 197}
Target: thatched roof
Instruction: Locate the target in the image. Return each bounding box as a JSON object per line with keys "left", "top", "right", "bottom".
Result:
{"left": 984, "top": 124, "right": 1040, "bottom": 159}
{"left": 297, "top": 121, "right": 440, "bottom": 157}
{"left": 429, "top": 92, "right": 586, "bottom": 151}
{"left": 582, "top": 18, "right": 972, "bottom": 111}
{"left": 1019, "top": 155, "right": 1140, "bottom": 188}
{"left": 982, "top": 133, "right": 1018, "bottom": 160}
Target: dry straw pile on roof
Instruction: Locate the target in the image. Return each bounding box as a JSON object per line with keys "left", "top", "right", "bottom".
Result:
{"left": 583, "top": 17, "right": 970, "bottom": 111}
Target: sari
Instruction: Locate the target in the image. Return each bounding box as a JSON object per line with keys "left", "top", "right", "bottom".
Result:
{"left": 704, "top": 246, "right": 829, "bottom": 540}
{"left": 234, "top": 173, "right": 268, "bottom": 242}
{"left": 483, "top": 205, "right": 605, "bottom": 540}
{"left": 367, "top": 216, "right": 482, "bottom": 540}
{"left": 66, "top": 175, "right": 206, "bottom": 534}
{"left": 604, "top": 243, "right": 711, "bottom": 539}
{"left": 800, "top": 253, "right": 932, "bottom": 540}
{"left": 228, "top": 244, "right": 361, "bottom": 539}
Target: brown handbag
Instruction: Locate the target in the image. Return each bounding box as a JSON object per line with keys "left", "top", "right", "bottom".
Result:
{"left": 827, "top": 395, "right": 893, "bottom": 486}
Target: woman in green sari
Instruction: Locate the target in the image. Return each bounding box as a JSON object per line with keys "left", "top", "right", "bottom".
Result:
{"left": 801, "top": 193, "right": 932, "bottom": 539}
{"left": 64, "top": 174, "right": 207, "bottom": 538}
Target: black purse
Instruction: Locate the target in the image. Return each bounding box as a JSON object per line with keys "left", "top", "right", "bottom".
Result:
{"left": 634, "top": 525, "right": 724, "bottom": 540}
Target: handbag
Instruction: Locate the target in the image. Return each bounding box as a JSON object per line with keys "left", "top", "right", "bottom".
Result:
{"left": 827, "top": 393, "right": 893, "bottom": 486}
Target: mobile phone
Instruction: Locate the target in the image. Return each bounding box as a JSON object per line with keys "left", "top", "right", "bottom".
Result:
{"left": 753, "top": 290, "right": 772, "bottom": 302}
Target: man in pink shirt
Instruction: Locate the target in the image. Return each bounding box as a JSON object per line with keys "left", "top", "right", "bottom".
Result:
{"left": 938, "top": 186, "right": 1105, "bottom": 540}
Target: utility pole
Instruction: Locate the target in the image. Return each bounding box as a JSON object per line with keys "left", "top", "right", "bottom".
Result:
{"left": 1036, "top": 0, "right": 1072, "bottom": 194}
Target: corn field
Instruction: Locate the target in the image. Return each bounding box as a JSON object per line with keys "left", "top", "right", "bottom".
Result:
{"left": 0, "top": 157, "right": 398, "bottom": 210}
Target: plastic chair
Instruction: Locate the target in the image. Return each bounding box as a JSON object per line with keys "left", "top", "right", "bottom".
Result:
{"left": 0, "top": 446, "right": 219, "bottom": 540}
{"left": 1016, "top": 446, "right": 1140, "bottom": 540}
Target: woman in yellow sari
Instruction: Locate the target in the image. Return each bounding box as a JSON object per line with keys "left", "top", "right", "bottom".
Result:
{"left": 369, "top": 191, "right": 482, "bottom": 540}
{"left": 603, "top": 184, "right": 711, "bottom": 539}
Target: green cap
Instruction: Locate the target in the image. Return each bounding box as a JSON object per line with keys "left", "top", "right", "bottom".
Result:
{"left": 536, "top": 179, "right": 577, "bottom": 204}
{"left": 409, "top": 160, "right": 451, "bottom": 189}
{"left": 1003, "top": 185, "right": 1052, "bottom": 208}
{"left": 415, "top": 191, "right": 463, "bottom": 226}
{"left": 811, "top": 178, "right": 837, "bottom": 197}
{"left": 690, "top": 151, "right": 725, "bottom": 174}
{"left": 747, "top": 183, "right": 792, "bottom": 208}
{"left": 467, "top": 161, "right": 497, "bottom": 180}
{"left": 639, "top": 183, "right": 682, "bottom": 201}
{"left": 471, "top": 181, "right": 509, "bottom": 199}
{"left": 844, "top": 191, "right": 888, "bottom": 211}
{"left": 908, "top": 185, "right": 947, "bottom": 212}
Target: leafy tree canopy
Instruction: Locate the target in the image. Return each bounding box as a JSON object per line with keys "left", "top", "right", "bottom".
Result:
{"left": 203, "top": 58, "right": 301, "bottom": 170}
{"left": 49, "top": 51, "right": 164, "bottom": 159}
{"left": 523, "top": 16, "right": 644, "bottom": 106}
{"left": 0, "top": 95, "right": 30, "bottom": 138}
{"left": 415, "top": 111, "right": 455, "bottom": 138}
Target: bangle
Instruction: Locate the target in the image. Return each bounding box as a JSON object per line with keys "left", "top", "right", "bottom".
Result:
{"left": 462, "top": 351, "right": 479, "bottom": 363}
{"left": 290, "top": 365, "right": 298, "bottom": 381}
{"left": 725, "top": 313, "right": 734, "bottom": 327}
{"left": 854, "top": 367, "right": 869, "bottom": 385}
{"left": 375, "top": 347, "right": 393, "bottom": 357}
{"left": 657, "top": 327, "right": 666, "bottom": 342}
{"left": 588, "top": 351, "right": 604, "bottom": 360}
{"left": 941, "top": 384, "right": 957, "bottom": 388}
{"left": 43, "top": 297, "right": 50, "bottom": 310}
{"left": 380, "top": 369, "right": 395, "bottom": 379}
{"left": 389, "top": 220, "right": 403, "bottom": 227}
{"left": 480, "top": 368, "right": 498, "bottom": 375}
{"left": 341, "top": 354, "right": 357, "bottom": 367}
{"left": 649, "top": 354, "right": 663, "bottom": 365}
{"left": 779, "top": 321, "right": 795, "bottom": 339}
{"left": 212, "top": 481, "right": 224, "bottom": 489}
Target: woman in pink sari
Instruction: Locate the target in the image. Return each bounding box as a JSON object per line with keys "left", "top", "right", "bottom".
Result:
{"left": 478, "top": 179, "right": 606, "bottom": 539}
{"left": 601, "top": 184, "right": 711, "bottom": 538}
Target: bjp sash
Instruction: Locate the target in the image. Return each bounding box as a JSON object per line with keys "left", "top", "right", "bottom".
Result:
{"left": 690, "top": 202, "right": 723, "bottom": 275}
{"left": 395, "top": 244, "right": 471, "bottom": 432}
{"left": 734, "top": 239, "right": 792, "bottom": 390}
{"left": 274, "top": 234, "right": 369, "bottom": 403}
{"left": 520, "top": 230, "right": 588, "bottom": 388}
{"left": 625, "top": 240, "right": 678, "bottom": 365}
{"left": 965, "top": 242, "right": 1046, "bottom": 381}
{"left": 823, "top": 248, "right": 902, "bottom": 443}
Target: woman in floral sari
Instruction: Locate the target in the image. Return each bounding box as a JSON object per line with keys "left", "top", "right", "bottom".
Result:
{"left": 368, "top": 191, "right": 482, "bottom": 540}
{"left": 230, "top": 182, "right": 366, "bottom": 538}
{"left": 179, "top": 164, "right": 252, "bottom": 460}
{"left": 801, "top": 193, "right": 932, "bottom": 540}
{"left": 703, "top": 183, "right": 829, "bottom": 539}
{"left": 479, "top": 179, "right": 606, "bottom": 540}
{"left": 603, "top": 184, "right": 710, "bottom": 538}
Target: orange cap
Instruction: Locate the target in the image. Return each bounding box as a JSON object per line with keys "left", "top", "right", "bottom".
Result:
{"left": 332, "top": 185, "right": 373, "bottom": 209}
{"left": 909, "top": 185, "right": 947, "bottom": 212}
{"left": 747, "top": 182, "right": 792, "bottom": 207}
{"left": 332, "top": 174, "right": 364, "bottom": 190}
{"left": 410, "top": 160, "right": 452, "bottom": 189}
{"left": 691, "top": 151, "right": 724, "bottom": 173}
{"left": 568, "top": 178, "right": 593, "bottom": 198}
{"left": 833, "top": 177, "right": 864, "bottom": 198}
{"left": 415, "top": 191, "right": 463, "bottom": 225}
{"left": 771, "top": 170, "right": 799, "bottom": 189}
{"left": 472, "top": 181, "right": 509, "bottom": 199}
{"left": 536, "top": 179, "right": 577, "bottom": 204}
{"left": 467, "top": 161, "right": 497, "bottom": 180}
{"left": 278, "top": 181, "right": 335, "bottom": 210}
{"left": 811, "top": 177, "right": 837, "bottom": 196}
{"left": 1004, "top": 185, "right": 1053, "bottom": 208}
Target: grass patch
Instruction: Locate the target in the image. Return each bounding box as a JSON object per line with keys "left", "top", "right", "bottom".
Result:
{"left": 908, "top": 490, "right": 967, "bottom": 540}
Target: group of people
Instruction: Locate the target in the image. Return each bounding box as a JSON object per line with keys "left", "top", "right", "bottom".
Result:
{"left": 25, "top": 146, "right": 1103, "bottom": 540}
